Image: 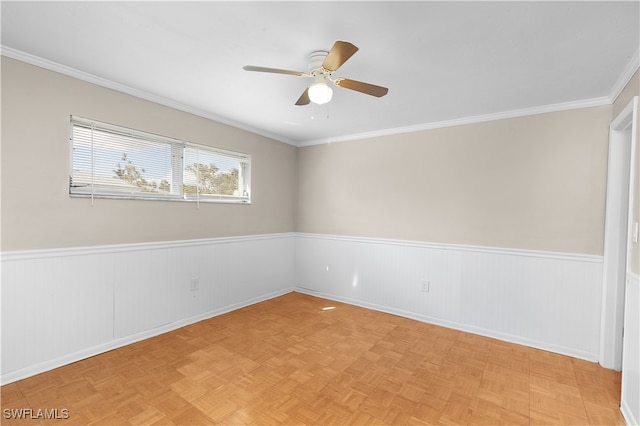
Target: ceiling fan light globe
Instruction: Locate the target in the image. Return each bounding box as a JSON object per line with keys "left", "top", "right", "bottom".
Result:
{"left": 308, "top": 82, "right": 333, "bottom": 104}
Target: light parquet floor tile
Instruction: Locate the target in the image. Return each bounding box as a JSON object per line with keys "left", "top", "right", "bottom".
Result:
{"left": 1, "top": 292, "right": 625, "bottom": 425}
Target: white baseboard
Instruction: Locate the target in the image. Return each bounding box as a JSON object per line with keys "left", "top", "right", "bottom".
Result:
{"left": 295, "top": 287, "right": 598, "bottom": 362}
{"left": 621, "top": 400, "right": 638, "bottom": 426}
{"left": 1, "top": 288, "right": 293, "bottom": 385}
{"left": 1, "top": 231, "right": 608, "bottom": 385}
{"left": 1, "top": 233, "right": 296, "bottom": 384}
{"left": 294, "top": 233, "right": 603, "bottom": 363}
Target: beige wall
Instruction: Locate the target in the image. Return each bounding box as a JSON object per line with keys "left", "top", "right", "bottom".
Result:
{"left": 612, "top": 70, "right": 640, "bottom": 274}
{"left": 2, "top": 56, "right": 627, "bottom": 258}
{"left": 297, "top": 106, "right": 612, "bottom": 255}
{"left": 1, "top": 58, "right": 297, "bottom": 251}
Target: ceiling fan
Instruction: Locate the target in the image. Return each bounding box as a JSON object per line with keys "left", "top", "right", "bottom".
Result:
{"left": 243, "top": 41, "right": 389, "bottom": 106}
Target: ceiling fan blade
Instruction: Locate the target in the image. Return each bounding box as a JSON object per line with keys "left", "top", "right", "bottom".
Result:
{"left": 322, "top": 41, "right": 359, "bottom": 72}
{"left": 335, "top": 78, "right": 389, "bottom": 97}
{"left": 295, "top": 88, "right": 310, "bottom": 106}
{"left": 243, "top": 65, "right": 306, "bottom": 77}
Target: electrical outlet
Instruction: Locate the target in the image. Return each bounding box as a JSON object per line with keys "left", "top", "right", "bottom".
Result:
{"left": 190, "top": 277, "right": 199, "bottom": 291}
{"left": 421, "top": 280, "right": 430, "bottom": 293}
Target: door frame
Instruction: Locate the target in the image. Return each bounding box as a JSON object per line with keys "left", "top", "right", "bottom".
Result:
{"left": 600, "top": 96, "right": 637, "bottom": 371}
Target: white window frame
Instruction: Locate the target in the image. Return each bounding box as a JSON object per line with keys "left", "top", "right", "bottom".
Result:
{"left": 69, "top": 116, "right": 251, "bottom": 204}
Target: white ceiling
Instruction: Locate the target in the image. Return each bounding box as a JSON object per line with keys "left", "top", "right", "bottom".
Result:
{"left": 2, "top": 1, "right": 639, "bottom": 146}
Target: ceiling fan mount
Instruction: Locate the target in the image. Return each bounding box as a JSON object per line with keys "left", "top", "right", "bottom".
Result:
{"left": 243, "top": 41, "right": 389, "bottom": 106}
{"left": 306, "top": 50, "right": 329, "bottom": 75}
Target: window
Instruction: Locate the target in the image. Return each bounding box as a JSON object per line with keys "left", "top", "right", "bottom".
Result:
{"left": 69, "top": 116, "right": 251, "bottom": 204}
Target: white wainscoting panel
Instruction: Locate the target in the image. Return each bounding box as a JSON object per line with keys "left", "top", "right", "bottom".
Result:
{"left": 295, "top": 233, "right": 604, "bottom": 361}
{"left": 295, "top": 235, "right": 463, "bottom": 324}
{"left": 1, "top": 232, "right": 609, "bottom": 385}
{"left": 621, "top": 272, "right": 640, "bottom": 426}
{"left": 1, "top": 233, "right": 295, "bottom": 384}
{"left": 1, "top": 253, "right": 115, "bottom": 377}
{"left": 459, "top": 250, "right": 603, "bottom": 359}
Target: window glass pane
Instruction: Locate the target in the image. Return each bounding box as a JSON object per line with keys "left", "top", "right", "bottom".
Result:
{"left": 183, "top": 146, "right": 243, "bottom": 198}
{"left": 71, "top": 122, "right": 174, "bottom": 197}
{"left": 69, "top": 117, "right": 250, "bottom": 204}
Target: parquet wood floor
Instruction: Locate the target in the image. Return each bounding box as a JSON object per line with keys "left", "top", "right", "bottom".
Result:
{"left": 1, "top": 292, "right": 625, "bottom": 425}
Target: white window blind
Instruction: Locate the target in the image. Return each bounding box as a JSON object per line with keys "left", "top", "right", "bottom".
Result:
{"left": 183, "top": 145, "right": 250, "bottom": 203}
{"left": 69, "top": 116, "right": 251, "bottom": 204}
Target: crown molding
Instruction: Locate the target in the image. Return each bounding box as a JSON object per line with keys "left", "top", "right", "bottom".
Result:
{"left": 297, "top": 96, "right": 612, "bottom": 147}
{"left": 0, "top": 46, "right": 298, "bottom": 147}
{"left": 609, "top": 48, "right": 640, "bottom": 104}
{"left": 2, "top": 45, "right": 632, "bottom": 149}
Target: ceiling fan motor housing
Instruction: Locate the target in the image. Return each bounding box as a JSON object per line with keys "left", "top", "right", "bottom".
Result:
{"left": 307, "top": 50, "right": 329, "bottom": 76}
